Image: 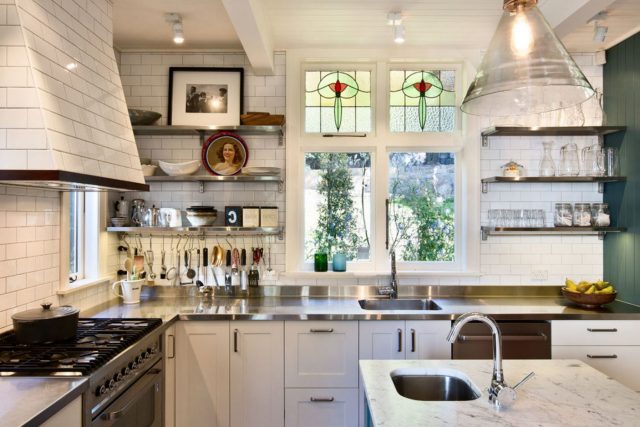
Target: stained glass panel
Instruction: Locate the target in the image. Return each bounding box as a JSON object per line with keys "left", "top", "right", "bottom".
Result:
{"left": 305, "top": 71, "right": 372, "bottom": 133}
{"left": 389, "top": 70, "right": 456, "bottom": 132}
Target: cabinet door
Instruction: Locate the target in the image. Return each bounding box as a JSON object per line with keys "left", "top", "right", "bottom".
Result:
{"left": 230, "top": 321, "right": 284, "bottom": 427}
{"left": 285, "top": 388, "right": 358, "bottom": 427}
{"left": 41, "top": 396, "right": 82, "bottom": 427}
{"left": 552, "top": 320, "right": 640, "bottom": 346}
{"left": 175, "top": 321, "right": 230, "bottom": 427}
{"left": 405, "top": 321, "right": 451, "bottom": 360}
{"left": 552, "top": 345, "right": 640, "bottom": 391}
{"left": 285, "top": 321, "right": 359, "bottom": 388}
{"left": 359, "top": 321, "right": 406, "bottom": 360}
{"left": 164, "top": 325, "right": 176, "bottom": 427}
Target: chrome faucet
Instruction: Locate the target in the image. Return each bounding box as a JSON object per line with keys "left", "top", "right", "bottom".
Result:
{"left": 447, "top": 312, "right": 534, "bottom": 408}
{"left": 378, "top": 250, "right": 398, "bottom": 298}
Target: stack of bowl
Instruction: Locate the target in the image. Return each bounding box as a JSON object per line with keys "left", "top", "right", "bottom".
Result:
{"left": 185, "top": 206, "right": 217, "bottom": 226}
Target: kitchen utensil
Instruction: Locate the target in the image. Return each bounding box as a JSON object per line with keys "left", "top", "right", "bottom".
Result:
{"left": 240, "top": 248, "right": 248, "bottom": 291}
{"left": 213, "top": 245, "right": 223, "bottom": 267}
{"left": 186, "top": 208, "right": 218, "bottom": 226}
{"left": 114, "top": 196, "right": 129, "bottom": 218}
{"left": 559, "top": 143, "right": 580, "bottom": 176}
{"left": 196, "top": 249, "right": 204, "bottom": 287}
{"left": 11, "top": 303, "right": 79, "bottom": 344}
{"left": 561, "top": 288, "right": 617, "bottom": 309}
{"left": 112, "top": 279, "right": 144, "bottom": 304}
{"left": 267, "top": 237, "right": 273, "bottom": 273}
{"left": 203, "top": 247, "right": 208, "bottom": 286}
{"left": 130, "top": 199, "right": 145, "bottom": 227}
{"left": 145, "top": 250, "right": 156, "bottom": 280}
{"left": 160, "top": 249, "right": 167, "bottom": 279}
{"left": 185, "top": 250, "right": 196, "bottom": 279}
{"left": 539, "top": 141, "right": 556, "bottom": 177}
{"left": 224, "top": 250, "right": 232, "bottom": 286}
{"left": 133, "top": 255, "right": 145, "bottom": 278}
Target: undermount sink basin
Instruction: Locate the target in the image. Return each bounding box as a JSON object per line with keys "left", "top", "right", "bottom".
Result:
{"left": 391, "top": 373, "right": 481, "bottom": 401}
{"left": 358, "top": 299, "right": 442, "bottom": 311}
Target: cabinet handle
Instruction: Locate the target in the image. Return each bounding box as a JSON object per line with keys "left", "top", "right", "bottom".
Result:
{"left": 587, "top": 328, "right": 618, "bottom": 332}
{"left": 234, "top": 329, "right": 238, "bottom": 353}
{"left": 310, "top": 328, "right": 334, "bottom": 333}
{"left": 167, "top": 334, "right": 175, "bottom": 359}
{"left": 385, "top": 199, "right": 390, "bottom": 250}
{"left": 587, "top": 354, "right": 618, "bottom": 359}
{"left": 410, "top": 329, "right": 416, "bottom": 353}
{"left": 310, "top": 396, "right": 335, "bottom": 402}
{"left": 397, "top": 328, "right": 403, "bottom": 352}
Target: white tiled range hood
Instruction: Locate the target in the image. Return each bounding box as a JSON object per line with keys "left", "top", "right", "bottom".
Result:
{"left": 0, "top": 0, "right": 148, "bottom": 192}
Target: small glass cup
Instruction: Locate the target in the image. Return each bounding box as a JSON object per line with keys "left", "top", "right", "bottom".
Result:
{"left": 332, "top": 253, "right": 347, "bottom": 272}
{"left": 314, "top": 253, "right": 328, "bottom": 272}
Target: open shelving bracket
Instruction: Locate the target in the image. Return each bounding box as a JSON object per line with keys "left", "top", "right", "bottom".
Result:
{"left": 482, "top": 134, "right": 489, "bottom": 148}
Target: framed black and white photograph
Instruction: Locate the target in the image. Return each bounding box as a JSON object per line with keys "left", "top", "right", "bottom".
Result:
{"left": 168, "top": 67, "right": 244, "bottom": 126}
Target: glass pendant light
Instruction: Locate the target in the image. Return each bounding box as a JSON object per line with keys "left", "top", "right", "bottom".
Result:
{"left": 461, "top": 0, "right": 595, "bottom": 117}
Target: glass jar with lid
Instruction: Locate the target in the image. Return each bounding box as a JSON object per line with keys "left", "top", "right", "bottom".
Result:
{"left": 573, "top": 203, "right": 592, "bottom": 227}
{"left": 591, "top": 203, "right": 611, "bottom": 227}
{"left": 501, "top": 160, "right": 524, "bottom": 177}
{"left": 554, "top": 203, "right": 573, "bottom": 227}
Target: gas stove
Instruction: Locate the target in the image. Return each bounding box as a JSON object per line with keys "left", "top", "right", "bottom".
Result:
{"left": 0, "top": 318, "right": 164, "bottom": 423}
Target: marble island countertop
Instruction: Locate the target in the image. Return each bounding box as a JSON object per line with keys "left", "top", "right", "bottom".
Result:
{"left": 360, "top": 359, "right": 640, "bottom": 427}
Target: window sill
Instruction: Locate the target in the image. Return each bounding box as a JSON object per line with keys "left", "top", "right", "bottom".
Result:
{"left": 280, "top": 271, "right": 481, "bottom": 279}
{"left": 57, "top": 276, "right": 114, "bottom": 296}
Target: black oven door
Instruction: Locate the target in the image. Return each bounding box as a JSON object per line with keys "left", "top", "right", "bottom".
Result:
{"left": 92, "top": 361, "right": 163, "bottom": 427}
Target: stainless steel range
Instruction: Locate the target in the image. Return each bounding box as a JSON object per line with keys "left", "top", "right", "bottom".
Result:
{"left": 0, "top": 318, "right": 164, "bottom": 426}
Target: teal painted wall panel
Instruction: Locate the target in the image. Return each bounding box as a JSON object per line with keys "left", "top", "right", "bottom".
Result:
{"left": 604, "top": 31, "right": 640, "bottom": 304}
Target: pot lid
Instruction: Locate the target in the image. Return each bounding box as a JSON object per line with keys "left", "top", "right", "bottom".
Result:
{"left": 12, "top": 303, "right": 79, "bottom": 322}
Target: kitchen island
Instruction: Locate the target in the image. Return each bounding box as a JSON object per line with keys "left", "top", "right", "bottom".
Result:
{"left": 360, "top": 359, "right": 640, "bottom": 427}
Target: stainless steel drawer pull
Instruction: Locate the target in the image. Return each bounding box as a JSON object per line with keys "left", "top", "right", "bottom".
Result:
{"left": 310, "top": 396, "right": 335, "bottom": 402}
{"left": 167, "top": 334, "right": 175, "bottom": 359}
{"left": 234, "top": 329, "right": 239, "bottom": 353}
{"left": 587, "top": 328, "right": 618, "bottom": 332}
{"left": 458, "top": 333, "right": 547, "bottom": 342}
{"left": 397, "top": 328, "right": 403, "bottom": 352}
{"left": 310, "top": 328, "right": 334, "bottom": 333}
{"left": 587, "top": 354, "right": 618, "bottom": 359}
{"left": 410, "top": 329, "right": 416, "bottom": 353}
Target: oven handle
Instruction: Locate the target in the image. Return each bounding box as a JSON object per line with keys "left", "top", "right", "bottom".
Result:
{"left": 457, "top": 333, "right": 548, "bottom": 342}
{"left": 99, "top": 367, "right": 162, "bottom": 421}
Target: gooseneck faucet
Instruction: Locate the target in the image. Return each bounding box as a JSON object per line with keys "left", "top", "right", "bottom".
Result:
{"left": 378, "top": 250, "right": 398, "bottom": 299}
{"left": 447, "top": 312, "right": 534, "bottom": 408}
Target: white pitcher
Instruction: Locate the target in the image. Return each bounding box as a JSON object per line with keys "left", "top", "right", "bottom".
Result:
{"left": 112, "top": 279, "right": 144, "bottom": 304}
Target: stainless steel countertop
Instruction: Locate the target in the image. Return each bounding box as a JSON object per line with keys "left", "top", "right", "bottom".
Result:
{"left": 0, "top": 377, "right": 87, "bottom": 427}
{"left": 81, "top": 285, "right": 640, "bottom": 322}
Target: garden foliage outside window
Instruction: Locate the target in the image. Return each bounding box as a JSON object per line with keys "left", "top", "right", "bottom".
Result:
{"left": 304, "top": 153, "right": 371, "bottom": 261}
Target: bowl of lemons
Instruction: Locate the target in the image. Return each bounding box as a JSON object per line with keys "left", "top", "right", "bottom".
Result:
{"left": 562, "top": 279, "right": 617, "bottom": 309}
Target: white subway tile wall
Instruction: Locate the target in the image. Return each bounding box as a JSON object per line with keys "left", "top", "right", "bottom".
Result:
{"left": 6, "top": 0, "right": 145, "bottom": 183}
{"left": 0, "top": 185, "right": 60, "bottom": 332}
{"left": 118, "top": 52, "right": 286, "bottom": 284}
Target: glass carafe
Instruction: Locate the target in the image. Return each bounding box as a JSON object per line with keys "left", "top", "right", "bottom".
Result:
{"left": 559, "top": 143, "right": 580, "bottom": 176}
{"left": 581, "top": 144, "right": 604, "bottom": 176}
{"left": 539, "top": 141, "right": 556, "bottom": 177}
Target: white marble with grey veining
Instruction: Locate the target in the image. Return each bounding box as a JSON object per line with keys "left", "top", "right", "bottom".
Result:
{"left": 360, "top": 359, "right": 640, "bottom": 427}
{"left": 0, "top": 377, "right": 87, "bottom": 427}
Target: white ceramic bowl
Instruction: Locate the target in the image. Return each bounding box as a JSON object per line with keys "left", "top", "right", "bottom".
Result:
{"left": 159, "top": 160, "right": 200, "bottom": 176}
{"left": 141, "top": 164, "right": 157, "bottom": 177}
{"left": 186, "top": 212, "right": 217, "bottom": 226}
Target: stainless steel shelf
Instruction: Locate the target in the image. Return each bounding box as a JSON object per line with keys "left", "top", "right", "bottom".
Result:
{"left": 481, "top": 176, "right": 626, "bottom": 193}
{"left": 145, "top": 174, "right": 283, "bottom": 192}
{"left": 481, "top": 226, "right": 626, "bottom": 241}
{"left": 106, "top": 226, "right": 284, "bottom": 239}
{"left": 132, "top": 124, "right": 285, "bottom": 145}
{"left": 481, "top": 126, "right": 626, "bottom": 147}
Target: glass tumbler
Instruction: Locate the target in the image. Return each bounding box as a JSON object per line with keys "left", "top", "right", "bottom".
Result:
{"left": 314, "top": 253, "right": 328, "bottom": 272}
{"left": 605, "top": 147, "right": 620, "bottom": 176}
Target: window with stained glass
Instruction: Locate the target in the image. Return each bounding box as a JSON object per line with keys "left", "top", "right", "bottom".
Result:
{"left": 305, "top": 70, "right": 372, "bottom": 133}
{"left": 389, "top": 70, "right": 456, "bottom": 132}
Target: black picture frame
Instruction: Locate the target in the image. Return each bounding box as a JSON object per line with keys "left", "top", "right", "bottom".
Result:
{"left": 167, "top": 67, "right": 244, "bottom": 126}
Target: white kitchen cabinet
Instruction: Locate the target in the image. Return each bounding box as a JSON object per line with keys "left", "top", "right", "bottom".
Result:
{"left": 284, "top": 388, "right": 358, "bottom": 427}
{"left": 164, "top": 325, "right": 176, "bottom": 427}
{"left": 359, "top": 321, "right": 406, "bottom": 360}
{"left": 552, "top": 320, "right": 640, "bottom": 391}
{"left": 285, "top": 321, "right": 359, "bottom": 388}
{"left": 41, "top": 396, "right": 82, "bottom": 427}
{"left": 230, "top": 321, "right": 284, "bottom": 427}
{"left": 175, "top": 321, "right": 230, "bottom": 427}
{"left": 404, "top": 320, "right": 452, "bottom": 359}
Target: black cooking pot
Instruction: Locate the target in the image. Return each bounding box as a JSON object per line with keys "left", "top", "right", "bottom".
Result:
{"left": 11, "top": 303, "right": 79, "bottom": 344}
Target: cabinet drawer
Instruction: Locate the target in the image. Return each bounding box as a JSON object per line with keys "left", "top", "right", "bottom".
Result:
{"left": 285, "top": 321, "right": 358, "bottom": 388}
{"left": 552, "top": 321, "right": 640, "bottom": 346}
{"left": 285, "top": 388, "right": 358, "bottom": 427}
{"left": 552, "top": 345, "right": 640, "bottom": 391}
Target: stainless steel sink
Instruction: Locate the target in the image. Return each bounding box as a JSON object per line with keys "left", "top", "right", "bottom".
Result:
{"left": 358, "top": 299, "right": 442, "bottom": 311}
{"left": 391, "top": 374, "right": 480, "bottom": 401}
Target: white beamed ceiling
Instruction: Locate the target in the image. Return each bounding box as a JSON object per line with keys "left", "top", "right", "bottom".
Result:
{"left": 113, "top": 0, "right": 640, "bottom": 53}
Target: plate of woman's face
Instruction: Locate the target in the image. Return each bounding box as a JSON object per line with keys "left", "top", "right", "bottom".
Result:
{"left": 202, "top": 132, "right": 249, "bottom": 176}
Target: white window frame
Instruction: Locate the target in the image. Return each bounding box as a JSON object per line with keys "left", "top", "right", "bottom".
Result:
{"left": 286, "top": 49, "right": 481, "bottom": 275}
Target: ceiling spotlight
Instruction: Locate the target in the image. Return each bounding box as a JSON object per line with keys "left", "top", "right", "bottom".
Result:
{"left": 387, "top": 12, "right": 402, "bottom": 26}
{"left": 393, "top": 25, "right": 405, "bottom": 44}
{"left": 593, "top": 24, "right": 608, "bottom": 43}
{"left": 165, "top": 13, "right": 184, "bottom": 44}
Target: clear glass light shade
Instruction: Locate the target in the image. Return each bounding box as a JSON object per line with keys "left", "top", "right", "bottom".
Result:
{"left": 461, "top": 4, "right": 595, "bottom": 116}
